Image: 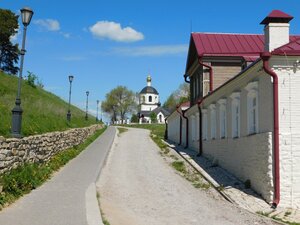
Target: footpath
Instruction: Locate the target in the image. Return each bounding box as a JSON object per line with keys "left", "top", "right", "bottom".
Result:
{"left": 0, "top": 126, "right": 116, "bottom": 225}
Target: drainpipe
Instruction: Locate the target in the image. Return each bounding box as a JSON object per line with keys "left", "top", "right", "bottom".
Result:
{"left": 182, "top": 110, "right": 189, "bottom": 149}
{"left": 176, "top": 106, "right": 182, "bottom": 145}
{"left": 198, "top": 58, "right": 213, "bottom": 92}
{"left": 261, "top": 52, "right": 280, "bottom": 208}
{"left": 164, "top": 117, "right": 168, "bottom": 140}
{"left": 197, "top": 99, "right": 204, "bottom": 155}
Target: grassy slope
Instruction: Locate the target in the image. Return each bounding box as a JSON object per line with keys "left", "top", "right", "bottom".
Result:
{"left": 0, "top": 72, "right": 97, "bottom": 137}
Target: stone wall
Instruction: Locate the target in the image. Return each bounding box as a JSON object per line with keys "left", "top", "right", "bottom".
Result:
{"left": 0, "top": 124, "right": 102, "bottom": 174}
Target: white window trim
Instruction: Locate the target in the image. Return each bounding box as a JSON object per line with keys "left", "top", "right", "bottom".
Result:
{"left": 202, "top": 109, "right": 208, "bottom": 140}
{"left": 230, "top": 92, "right": 241, "bottom": 138}
{"left": 217, "top": 99, "right": 227, "bottom": 139}
{"left": 209, "top": 104, "right": 216, "bottom": 139}
{"left": 245, "top": 82, "right": 259, "bottom": 135}
{"left": 196, "top": 112, "right": 199, "bottom": 141}
{"left": 191, "top": 115, "right": 196, "bottom": 141}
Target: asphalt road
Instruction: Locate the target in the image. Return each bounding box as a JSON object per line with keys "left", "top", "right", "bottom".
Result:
{"left": 0, "top": 126, "right": 116, "bottom": 225}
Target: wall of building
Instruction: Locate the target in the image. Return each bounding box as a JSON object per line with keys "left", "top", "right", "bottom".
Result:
{"left": 167, "top": 111, "right": 181, "bottom": 143}
{"left": 0, "top": 124, "right": 103, "bottom": 174}
{"left": 203, "top": 132, "right": 274, "bottom": 202}
{"left": 273, "top": 56, "right": 300, "bottom": 208}
{"left": 184, "top": 61, "right": 276, "bottom": 203}
{"left": 140, "top": 93, "right": 159, "bottom": 111}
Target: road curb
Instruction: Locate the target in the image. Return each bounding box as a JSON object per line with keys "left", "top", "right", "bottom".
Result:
{"left": 86, "top": 127, "right": 117, "bottom": 225}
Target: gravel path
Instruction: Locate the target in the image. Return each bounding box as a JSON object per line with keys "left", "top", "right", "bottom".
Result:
{"left": 97, "top": 127, "right": 277, "bottom": 225}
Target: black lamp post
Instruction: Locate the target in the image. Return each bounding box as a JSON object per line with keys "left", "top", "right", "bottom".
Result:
{"left": 85, "top": 91, "right": 89, "bottom": 120}
{"left": 11, "top": 7, "right": 34, "bottom": 138}
{"left": 67, "top": 75, "right": 74, "bottom": 122}
{"left": 96, "top": 100, "right": 99, "bottom": 122}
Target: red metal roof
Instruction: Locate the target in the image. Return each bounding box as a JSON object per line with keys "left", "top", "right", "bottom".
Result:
{"left": 192, "top": 33, "right": 300, "bottom": 58}
{"left": 260, "top": 10, "right": 293, "bottom": 25}
{"left": 272, "top": 38, "right": 300, "bottom": 55}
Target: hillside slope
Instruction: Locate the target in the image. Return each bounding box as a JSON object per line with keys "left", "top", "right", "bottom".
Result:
{"left": 0, "top": 72, "right": 98, "bottom": 137}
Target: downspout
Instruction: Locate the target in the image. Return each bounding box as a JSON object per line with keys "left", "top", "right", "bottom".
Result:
{"left": 197, "top": 99, "right": 204, "bottom": 155}
{"left": 198, "top": 58, "right": 213, "bottom": 92}
{"left": 261, "top": 52, "right": 280, "bottom": 208}
{"left": 182, "top": 110, "right": 189, "bottom": 149}
{"left": 164, "top": 117, "right": 168, "bottom": 140}
{"left": 176, "top": 106, "right": 182, "bottom": 145}
{"left": 184, "top": 74, "right": 190, "bottom": 83}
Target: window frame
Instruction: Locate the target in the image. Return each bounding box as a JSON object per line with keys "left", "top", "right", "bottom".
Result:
{"left": 245, "top": 81, "right": 259, "bottom": 135}
{"left": 209, "top": 104, "right": 216, "bottom": 139}
{"left": 230, "top": 92, "right": 241, "bottom": 138}
{"left": 218, "top": 99, "right": 227, "bottom": 139}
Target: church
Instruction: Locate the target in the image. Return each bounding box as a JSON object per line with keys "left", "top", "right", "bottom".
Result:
{"left": 138, "top": 75, "right": 170, "bottom": 124}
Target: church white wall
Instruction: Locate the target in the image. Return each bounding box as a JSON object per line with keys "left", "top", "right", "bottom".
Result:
{"left": 273, "top": 56, "right": 300, "bottom": 208}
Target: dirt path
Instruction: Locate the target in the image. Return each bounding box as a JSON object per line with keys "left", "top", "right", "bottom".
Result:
{"left": 97, "top": 127, "right": 277, "bottom": 225}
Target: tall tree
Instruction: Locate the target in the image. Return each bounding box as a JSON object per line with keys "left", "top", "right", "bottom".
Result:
{"left": 163, "top": 83, "right": 190, "bottom": 112}
{"left": 101, "top": 86, "right": 136, "bottom": 123}
{"left": 0, "top": 9, "right": 19, "bottom": 74}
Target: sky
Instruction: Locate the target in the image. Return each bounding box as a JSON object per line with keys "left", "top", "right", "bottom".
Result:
{"left": 2, "top": 0, "right": 300, "bottom": 122}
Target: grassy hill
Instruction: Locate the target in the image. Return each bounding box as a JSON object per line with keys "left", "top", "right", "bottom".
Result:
{"left": 0, "top": 71, "right": 98, "bottom": 137}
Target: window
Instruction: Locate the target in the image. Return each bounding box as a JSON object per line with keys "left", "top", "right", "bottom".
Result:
{"left": 191, "top": 115, "right": 196, "bottom": 141}
{"left": 230, "top": 92, "right": 240, "bottom": 138}
{"left": 245, "top": 81, "right": 258, "bottom": 135}
{"left": 209, "top": 104, "right": 216, "bottom": 139}
{"left": 196, "top": 113, "right": 199, "bottom": 141}
{"left": 149, "top": 95, "right": 152, "bottom": 102}
{"left": 218, "top": 99, "right": 227, "bottom": 139}
{"left": 202, "top": 110, "right": 208, "bottom": 140}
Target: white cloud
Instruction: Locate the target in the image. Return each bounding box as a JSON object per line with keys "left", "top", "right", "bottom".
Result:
{"left": 112, "top": 44, "right": 188, "bottom": 56}
{"left": 10, "top": 28, "right": 20, "bottom": 42}
{"left": 89, "top": 21, "right": 144, "bottom": 42}
{"left": 33, "top": 19, "right": 60, "bottom": 31}
{"left": 60, "top": 32, "right": 71, "bottom": 39}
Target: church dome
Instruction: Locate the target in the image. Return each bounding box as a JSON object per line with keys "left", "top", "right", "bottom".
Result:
{"left": 140, "top": 86, "right": 159, "bottom": 94}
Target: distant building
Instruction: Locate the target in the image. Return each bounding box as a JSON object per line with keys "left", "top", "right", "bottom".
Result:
{"left": 138, "top": 75, "right": 170, "bottom": 123}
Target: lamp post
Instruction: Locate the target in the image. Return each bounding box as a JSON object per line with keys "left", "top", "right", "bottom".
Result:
{"left": 67, "top": 75, "right": 74, "bottom": 122}
{"left": 96, "top": 100, "right": 99, "bottom": 122}
{"left": 11, "top": 7, "right": 34, "bottom": 138}
{"left": 85, "top": 91, "right": 89, "bottom": 120}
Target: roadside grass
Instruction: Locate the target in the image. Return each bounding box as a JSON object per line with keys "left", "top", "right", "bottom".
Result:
{"left": 97, "top": 193, "right": 111, "bottom": 225}
{"left": 0, "top": 72, "right": 98, "bottom": 137}
{"left": 117, "top": 124, "right": 210, "bottom": 190}
{"left": 256, "top": 210, "right": 300, "bottom": 225}
{"left": 0, "top": 127, "right": 106, "bottom": 210}
{"left": 117, "top": 127, "right": 128, "bottom": 135}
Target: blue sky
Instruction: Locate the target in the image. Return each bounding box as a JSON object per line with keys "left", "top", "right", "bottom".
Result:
{"left": 2, "top": 0, "right": 300, "bottom": 122}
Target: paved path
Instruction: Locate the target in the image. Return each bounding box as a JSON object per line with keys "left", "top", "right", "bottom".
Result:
{"left": 98, "top": 127, "right": 277, "bottom": 225}
{"left": 0, "top": 126, "right": 116, "bottom": 225}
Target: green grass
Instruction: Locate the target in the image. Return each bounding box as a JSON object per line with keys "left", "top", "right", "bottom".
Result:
{"left": 117, "top": 127, "right": 128, "bottom": 134}
{"left": 171, "top": 161, "right": 187, "bottom": 173}
{"left": 118, "top": 124, "right": 167, "bottom": 149}
{"left": 0, "top": 72, "right": 99, "bottom": 137}
{"left": 0, "top": 127, "right": 106, "bottom": 209}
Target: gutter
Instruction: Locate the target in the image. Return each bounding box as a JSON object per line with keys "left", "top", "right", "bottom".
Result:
{"left": 198, "top": 58, "right": 213, "bottom": 92}
{"left": 184, "top": 74, "right": 190, "bottom": 83}
{"left": 261, "top": 52, "right": 280, "bottom": 208}
{"left": 182, "top": 110, "right": 189, "bottom": 149}
{"left": 176, "top": 106, "right": 182, "bottom": 145}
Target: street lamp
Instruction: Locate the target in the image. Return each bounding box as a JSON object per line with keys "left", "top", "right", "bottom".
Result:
{"left": 11, "top": 7, "right": 34, "bottom": 138}
{"left": 85, "top": 91, "right": 89, "bottom": 120}
{"left": 67, "top": 75, "right": 74, "bottom": 122}
{"left": 96, "top": 100, "right": 99, "bottom": 122}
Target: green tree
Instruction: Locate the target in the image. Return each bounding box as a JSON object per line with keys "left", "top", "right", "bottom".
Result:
{"left": 102, "top": 86, "right": 136, "bottom": 123}
{"left": 150, "top": 112, "right": 157, "bottom": 123}
{"left": 130, "top": 114, "right": 139, "bottom": 123}
{"left": 163, "top": 83, "right": 190, "bottom": 112}
{"left": 0, "top": 9, "right": 19, "bottom": 74}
